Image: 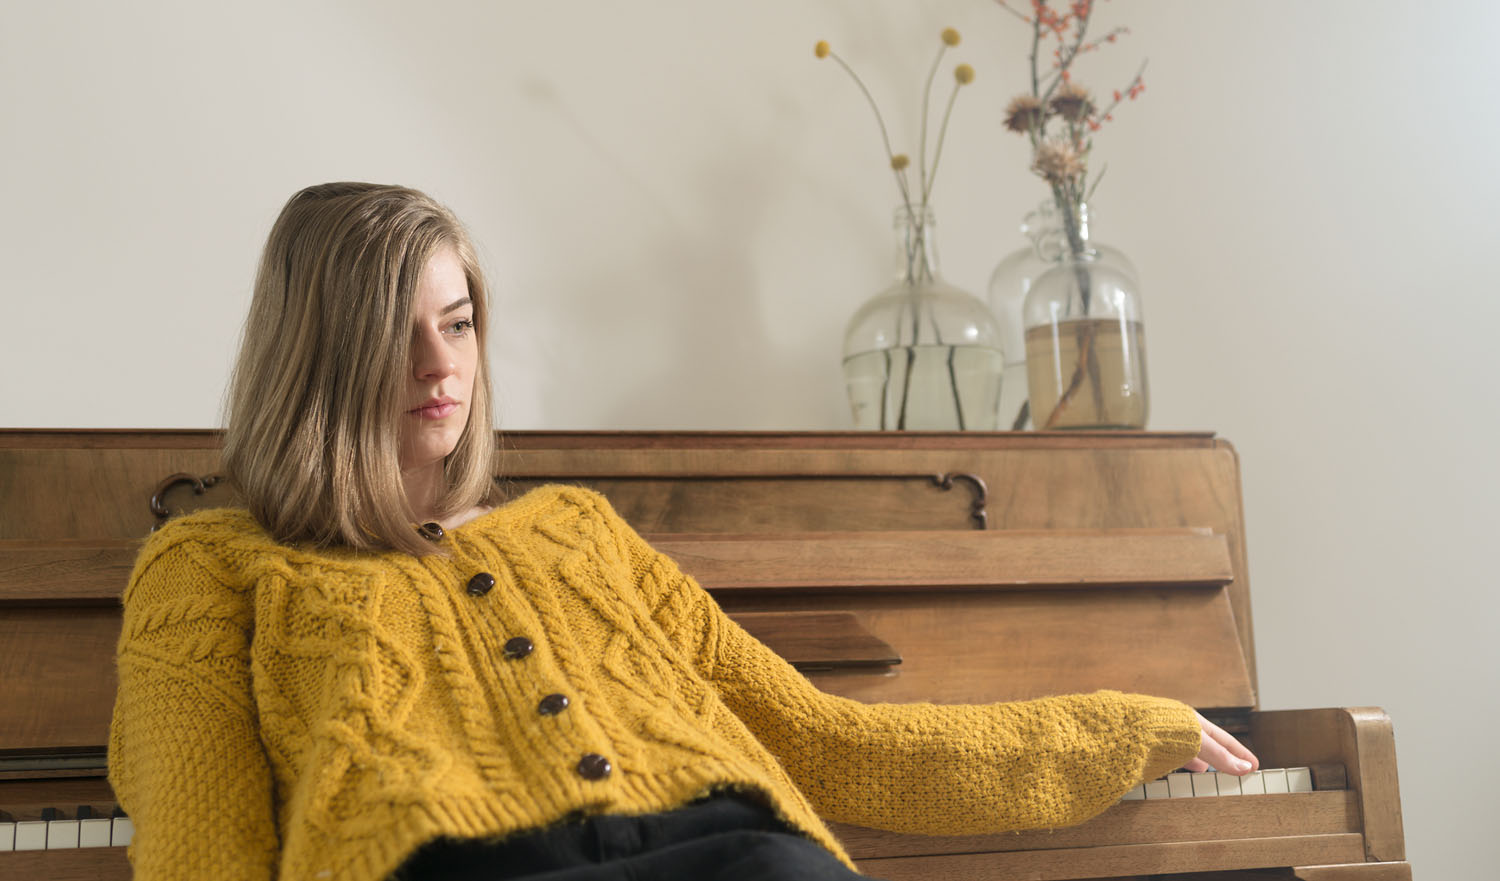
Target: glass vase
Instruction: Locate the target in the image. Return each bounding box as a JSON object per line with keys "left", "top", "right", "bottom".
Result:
{"left": 988, "top": 201, "right": 1135, "bottom": 430}
{"left": 1022, "top": 249, "right": 1149, "bottom": 429}
{"left": 843, "top": 207, "right": 1005, "bottom": 430}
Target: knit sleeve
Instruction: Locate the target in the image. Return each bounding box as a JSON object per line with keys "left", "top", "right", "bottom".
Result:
{"left": 611, "top": 507, "right": 1203, "bottom": 835}
{"left": 108, "top": 535, "right": 280, "bottom": 880}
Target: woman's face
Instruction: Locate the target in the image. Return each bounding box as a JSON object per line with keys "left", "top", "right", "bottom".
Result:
{"left": 398, "top": 245, "right": 478, "bottom": 474}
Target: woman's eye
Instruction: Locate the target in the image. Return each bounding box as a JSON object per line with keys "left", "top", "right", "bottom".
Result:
{"left": 446, "top": 318, "right": 475, "bottom": 336}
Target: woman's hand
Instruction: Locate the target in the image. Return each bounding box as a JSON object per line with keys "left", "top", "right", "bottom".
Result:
{"left": 1183, "top": 711, "right": 1259, "bottom": 775}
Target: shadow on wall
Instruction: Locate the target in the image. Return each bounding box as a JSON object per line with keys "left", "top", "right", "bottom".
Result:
{"left": 517, "top": 77, "right": 850, "bottom": 430}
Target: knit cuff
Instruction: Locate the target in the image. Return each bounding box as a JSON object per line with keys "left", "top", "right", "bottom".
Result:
{"left": 1121, "top": 693, "right": 1203, "bottom": 780}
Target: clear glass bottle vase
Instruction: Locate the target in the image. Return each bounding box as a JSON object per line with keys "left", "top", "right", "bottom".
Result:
{"left": 988, "top": 201, "right": 1136, "bottom": 429}
{"left": 1022, "top": 246, "right": 1149, "bottom": 430}
{"left": 843, "top": 207, "right": 1005, "bottom": 430}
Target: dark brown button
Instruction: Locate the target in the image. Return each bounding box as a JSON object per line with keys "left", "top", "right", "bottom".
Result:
{"left": 417, "top": 522, "right": 445, "bottom": 541}
{"left": 503, "top": 636, "right": 534, "bottom": 659}
{"left": 577, "top": 753, "right": 611, "bottom": 780}
{"left": 537, "top": 693, "right": 570, "bottom": 716}
{"left": 466, "top": 572, "right": 496, "bottom": 597}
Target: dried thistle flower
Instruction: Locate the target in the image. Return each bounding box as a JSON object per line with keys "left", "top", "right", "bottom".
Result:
{"left": 996, "top": 0, "right": 1148, "bottom": 237}
{"left": 890, "top": 154, "right": 911, "bottom": 171}
{"left": 1004, "top": 94, "right": 1044, "bottom": 134}
{"left": 1049, "top": 81, "right": 1093, "bottom": 122}
{"left": 1032, "top": 140, "right": 1085, "bottom": 184}
{"left": 814, "top": 40, "right": 830, "bottom": 59}
{"left": 954, "top": 63, "right": 975, "bottom": 85}
{"left": 941, "top": 27, "right": 961, "bottom": 47}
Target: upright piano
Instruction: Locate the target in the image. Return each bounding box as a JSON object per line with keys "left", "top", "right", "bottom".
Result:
{"left": 0, "top": 429, "right": 1410, "bottom": 880}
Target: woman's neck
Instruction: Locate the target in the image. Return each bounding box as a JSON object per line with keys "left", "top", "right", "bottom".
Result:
{"left": 402, "top": 463, "right": 445, "bottom": 523}
{"left": 403, "top": 463, "right": 492, "bottom": 529}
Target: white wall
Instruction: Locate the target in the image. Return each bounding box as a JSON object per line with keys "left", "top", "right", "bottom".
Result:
{"left": 3, "top": 1, "right": 1494, "bottom": 876}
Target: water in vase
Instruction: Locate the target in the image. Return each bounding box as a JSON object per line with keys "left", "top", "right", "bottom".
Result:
{"left": 1024, "top": 317, "right": 1148, "bottom": 429}
{"left": 843, "top": 344, "right": 1006, "bottom": 430}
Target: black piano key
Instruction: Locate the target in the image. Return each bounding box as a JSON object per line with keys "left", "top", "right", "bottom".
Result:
{"left": 40, "top": 807, "right": 59, "bottom": 822}
{"left": 111, "top": 805, "right": 127, "bottom": 819}
{"left": 76, "top": 805, "right": 94, "bottom": 820}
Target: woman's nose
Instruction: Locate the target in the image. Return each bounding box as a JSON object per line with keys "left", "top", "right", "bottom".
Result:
{"left": 412, "top": 331, "right": 456, "bottom": 380}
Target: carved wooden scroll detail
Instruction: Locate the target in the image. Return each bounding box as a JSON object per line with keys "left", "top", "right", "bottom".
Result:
{"left": 149, "top": 472, "right": 225, "bottom": 530}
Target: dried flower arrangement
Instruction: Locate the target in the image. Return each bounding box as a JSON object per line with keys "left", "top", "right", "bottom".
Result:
{"left": 996, "top": 0, "right": 1150, "bottom": 430}
{"left": 997, "top": 0, "right": 1144, "bottom": 260}
{"left": 814, "top": 29, "right": 976, "bottom": 281}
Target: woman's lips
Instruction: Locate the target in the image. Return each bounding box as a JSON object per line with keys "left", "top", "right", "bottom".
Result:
{"left": 409, "top": 402, "right": 460, "bottom": 420}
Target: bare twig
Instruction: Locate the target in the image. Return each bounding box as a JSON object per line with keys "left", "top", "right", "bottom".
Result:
{"left": 1083, "top": 162, "right": 1108, "bottom": 203}
{"left": 923, "top": 80, "right": 964, "bottom": 205}
{"left": 1029, "top": 5, "right": 1043, "bottom": 95}
{"left": 994, "top": 0, "right": 1032, "bottom": 24}
{"left": 918, "top": 45, "right": 949, "bottom": 200}
{"left": 1093, "top": 59, "right": 1149, "bottom": 123}
{"left": 827, "top": 51, "right": 901, "bottom": 177}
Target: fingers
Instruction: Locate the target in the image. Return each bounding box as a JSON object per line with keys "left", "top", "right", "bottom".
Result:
{"left": 1194, "top": 712, "right": 1260, "bottom": 775}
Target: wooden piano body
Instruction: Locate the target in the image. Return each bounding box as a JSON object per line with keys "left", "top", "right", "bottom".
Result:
{"left": 0, "top": 429, "right": 1410, "bottom": 880}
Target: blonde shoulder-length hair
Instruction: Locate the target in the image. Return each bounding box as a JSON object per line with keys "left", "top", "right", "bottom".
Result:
{"left": 223, "top": 182, "right": 496, "bottom": 556}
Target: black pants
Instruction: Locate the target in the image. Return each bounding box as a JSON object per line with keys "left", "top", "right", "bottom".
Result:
{"left": 389, "top": 794, "right": 875, "bottom": 880}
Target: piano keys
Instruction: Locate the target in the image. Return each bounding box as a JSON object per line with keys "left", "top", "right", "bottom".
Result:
{"left": 0, "top": 766, "right": 1330, "bottom": 854}
{"left": 1120, "top": 765, "right": 1321, "bottom": 800}
{"left": 0, "top": 429, "right": 1410, "bottom": 881}
{"left": 0, "top": 805, "right": 133, "bottom": 851}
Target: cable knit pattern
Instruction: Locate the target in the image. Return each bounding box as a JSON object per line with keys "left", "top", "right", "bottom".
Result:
{"left": 108, "top": 485, "right": 1202, "bottom": 881}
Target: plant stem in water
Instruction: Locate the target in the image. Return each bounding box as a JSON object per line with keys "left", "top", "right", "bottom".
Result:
{"left": 1044, "top": 190, "right": 1107, "bottom": 425}
{"left": 947, "top": 346, "right": 967, "bottom": 430}
{"left": 1011, "top": 399, "right": 1030, "bottom": 431}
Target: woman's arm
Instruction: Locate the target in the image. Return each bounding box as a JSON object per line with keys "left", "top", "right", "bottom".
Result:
{"left": 604, "top": 498, "right": 1205, "bottom": 835}
{"left": 108, "top": 538, "right": 279, "bottom": 880}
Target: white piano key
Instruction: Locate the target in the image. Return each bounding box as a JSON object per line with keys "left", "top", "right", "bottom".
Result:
{"left": 1191, "top": 772, "right": 1219, "bottom": 796}
{"left": 1166, "top": 772, "right": 1194, "bottom": 798}
{"left": 111, "top": 816, "right": 135, "bottom": 847}
{"left": 1287, "top": 767, "right": 1314, "bottom": 793}
{"left": 14, "top": 820, "right": 47, "bottom": 851}
{"left": 0, "top": 821, "right": 14, "bottom": 851}
{"left": 1214, "top": 772, "right": 1242, "bottom": 796}
{"left": 1144, "top": 778, "right": 1170, "bottom": 799}
{"left": 1262, "top": 768, "right": 1289, "bottom": 793}
{"left": 47, "top": 819, "right": 80, "bottom": 848}
{"left": 1120, "top": 784, "right": 1145, "bottom": 800}
{"left": 79, "top": 818, "right": 113, "bottom": 848}
{"left": 1239, "top": 770, "right": 1266, "bottom": 794}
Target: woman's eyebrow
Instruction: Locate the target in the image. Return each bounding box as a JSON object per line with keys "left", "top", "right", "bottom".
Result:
{"left": 440, "top": 296, "right": 473, "bottom": 314}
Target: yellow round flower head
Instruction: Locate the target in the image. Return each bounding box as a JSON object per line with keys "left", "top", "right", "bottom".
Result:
{"left": 814, "top": 40, "right": 830, "bottom": 59}
{"left": 941, "top": 28, "right": 961, "bottom": 47}
{"left": 890, "top": 154, "right": 911, "bottom": 171}
{"left": 954, "top": 64, "right": 975, "bottom": 85}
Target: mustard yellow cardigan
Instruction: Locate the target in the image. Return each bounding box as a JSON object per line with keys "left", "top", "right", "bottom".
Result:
{"left": 108, "top": 485, "right": 1201, "bottom": 881}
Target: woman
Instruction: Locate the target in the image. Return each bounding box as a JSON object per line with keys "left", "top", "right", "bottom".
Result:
{"left": 108, "top": 182, "right": 1257, "bottom": 881}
